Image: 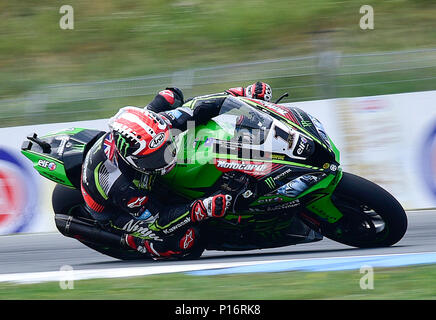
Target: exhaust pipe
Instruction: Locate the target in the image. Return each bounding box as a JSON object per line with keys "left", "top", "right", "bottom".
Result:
{"left": 55, "top": 214, "right": 124, "bottom": 248}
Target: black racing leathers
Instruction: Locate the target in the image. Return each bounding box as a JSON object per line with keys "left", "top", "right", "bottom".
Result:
{"left": 80, "top": 133, "right": 192, "bottom": 242}
{"left": 80, "top": 90, "right": 232, "bottom": 257}
{"left": 148, "top": 92, "right": 229, "bottom": 132}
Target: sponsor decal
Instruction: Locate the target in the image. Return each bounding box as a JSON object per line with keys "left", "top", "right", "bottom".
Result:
{"left": 273, "top": 168, "right": 292, "bottom": 181}
{"left": 192, "top": 201, "right": 207, "bottom": 222}
{"left": 115, "top": 134, "right": 130, "bottom": 157}
{"left": 257, "top": 196, "right": 283, "bottom": 204}
{"left": 122, "top": 219, "right": 162, "bottom": 241}
{"left": 264, "top": 177, "right": 276, "bottom": 189}
{"left": 277, "top": 173, "right": 325, "bottom": 197}
{"left": 357, "top": 99, "right": 387, "bottom": 113}
{"left": 127, "top": 196, "right": 148, "bottom": 209}
{"left": 38, "top": 159, "right": 57, "bottom": 171}
{"left": 261, "top": 102, "right": 299, "bottom": 124}
{"left": 166, "top": 109, "right": 183, "bottom": 120}
{"left": 48, "top": 162, "right": 57, "bottom": 171}
{"left": 293, "top": 136, "right": 314, "bottom": 158}
{"left": 271, "top": 153, "right": 285, "bottom": 160}
{"left": 329, "top": 164, "right": 338, "bottom": 172}
{"left": 162, "top": 216, "right": 191, "bottom": 235}
{"left": 0, "top": 148, "right": 37, "bottom": 234}
{"left": 215, "top": 159, "right": 269, "bottom": 176}
{"left": 149, "top": 132, "right": 165, "bottom": 149}
{"left": 296, "top": 137, "right": 308, "bottom": 155}
{"left": 249, "top": 199, "right": 300, "bottom": 212}
{"left": 293, "top": 108, "right": 307, "bottom": 122}
{"left": 159, "top": 89, "right": 175, "bottom": 104}
{"left": 136, "top": 209, "right": 152, "bottom": 221}
{"left": 103, "top": 133, "right": 116, "bottom": 160}
{"left": 56, "top": 136, "right": 70, "bottom": 156}
{"left": 300, "top": 120, "right": 312, "bottom": 128}
{"left": 267, "top": 199, "right": 301, "bottom": 211}
{"left": 242, "top": 190, "right": 254, "bottom": 198}
{"left": 273, "top": 126, "right": 294, "bottom": 149}
{"left": 179, "top": 228, "right": 195, "bottom": 250}
{"left": 263, "top": 102, "right": 289, "bottom": 117}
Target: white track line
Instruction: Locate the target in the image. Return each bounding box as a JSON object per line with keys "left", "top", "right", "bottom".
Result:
{"left": 1, "top": 251, "right": 436, "bottom": 284}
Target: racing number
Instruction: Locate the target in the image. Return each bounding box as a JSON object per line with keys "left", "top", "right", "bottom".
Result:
{"left": 274, "top": 126, "right": 293, "bottom": 149}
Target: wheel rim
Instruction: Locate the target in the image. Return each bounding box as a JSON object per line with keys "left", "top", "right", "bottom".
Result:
{"left": 326, "top": 195, "right": 390, "bottom": 245}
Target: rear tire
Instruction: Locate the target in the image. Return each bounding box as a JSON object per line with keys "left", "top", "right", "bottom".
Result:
{"left": 321, "top": 172, "right": 408, "bottom": 248}
{"left": 52, "top": 184, "right": 84, "bottom": 216}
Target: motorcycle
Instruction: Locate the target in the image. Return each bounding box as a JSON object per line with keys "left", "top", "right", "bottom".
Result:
{"left": 21, "top": 95, "right": 408, "bottom": 260}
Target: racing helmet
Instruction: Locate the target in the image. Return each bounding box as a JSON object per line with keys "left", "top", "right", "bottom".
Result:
{"left": 108, "top": 106, "right": 177, "bottom": 175}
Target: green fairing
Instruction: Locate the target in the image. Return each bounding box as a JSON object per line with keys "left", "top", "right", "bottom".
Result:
{"left": 21, "top": 150, "right": 74, "bottom": 187}
{"left": 160, "top": 97, "right": 345, "bottom": 225}
{"left": 304, "top": 170, "right": 344, "bottom": 223}
{"left": 22, "top": 99, "right": 345, "bottom": 228}
{"left": 21, "top": 127, "right": 102, "bottom": 189}
{"left": 41, "top": 127, "right": 86, "bottom": 138}
{"left": 329, "top": 137, "right": 340, "bottom": 163}
{"left": 162, "top": 121, "right": 231, "bottom": 198}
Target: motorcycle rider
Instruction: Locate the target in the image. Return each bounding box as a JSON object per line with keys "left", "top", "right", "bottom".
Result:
{"left": 80, "top": 82, "right": 273, "bottom": 259}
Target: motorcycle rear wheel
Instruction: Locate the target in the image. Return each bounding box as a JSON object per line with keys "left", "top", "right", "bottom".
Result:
{"left": 321, "top": 172, "right": 408, "bottom": 248}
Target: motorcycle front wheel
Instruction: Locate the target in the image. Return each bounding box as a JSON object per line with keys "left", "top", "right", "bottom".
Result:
{"left": 320, "top": 172, "right": 408, "bottom": 248}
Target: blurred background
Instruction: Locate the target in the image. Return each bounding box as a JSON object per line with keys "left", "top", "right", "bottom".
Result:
{"left": 0, "top": 0, "right": 436, "bottom": 235}
{"left": 0, "top": 0, "right": 435, "bottom": 126}
{"left": 1, "top": 1, "right": 436, "bottom": 299}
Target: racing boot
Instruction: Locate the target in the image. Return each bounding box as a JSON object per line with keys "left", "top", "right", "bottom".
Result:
{"left": 123, "top": 227, "right": 198, "bottom": 260}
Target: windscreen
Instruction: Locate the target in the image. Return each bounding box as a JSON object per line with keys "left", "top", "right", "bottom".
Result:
{"left": 213, "top": 96, "right": 273, "bottom": 145}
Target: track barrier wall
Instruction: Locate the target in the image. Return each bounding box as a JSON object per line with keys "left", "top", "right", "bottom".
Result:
{"left": 0, "top": 90, "right": 435, "bottom": 234}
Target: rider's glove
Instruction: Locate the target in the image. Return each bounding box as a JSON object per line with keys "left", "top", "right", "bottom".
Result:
{"left": 245, "top": 82, "right": 272, "bottom": 102}
{"left": 157, "top": 87, "right": 184, "bottom": 109}
{"left": 190, "top": 194, "right": 232, "bottom": 222}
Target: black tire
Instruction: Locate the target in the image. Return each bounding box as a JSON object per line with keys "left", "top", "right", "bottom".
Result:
{"left": 78, "top": 240, "right": 149, "bottom": 261}
{"left": 52, "top": 184, "right": 84, "bottom": 216}
{"left": 321, "top": 172, "right": 408, "bottom": 248}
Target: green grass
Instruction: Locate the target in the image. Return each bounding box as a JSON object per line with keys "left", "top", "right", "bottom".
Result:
{"left": 1, "top": 264, "right": 436, "bottom": 300}
{"left": 0, "top": 0, "right": 435, "bottom": 126}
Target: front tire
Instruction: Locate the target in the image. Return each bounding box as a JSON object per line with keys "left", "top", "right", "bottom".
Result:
{"left": 321, "top": 172, "right": 408, "bottom": 248}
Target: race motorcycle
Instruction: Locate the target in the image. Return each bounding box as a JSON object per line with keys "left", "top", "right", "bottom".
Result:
{"left": 21, "top": 95, "right": 408, "bottom": 260}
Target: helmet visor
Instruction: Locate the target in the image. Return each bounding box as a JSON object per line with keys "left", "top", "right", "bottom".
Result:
{"left": 130, "top": 139, "right": 177, "bottom": 173}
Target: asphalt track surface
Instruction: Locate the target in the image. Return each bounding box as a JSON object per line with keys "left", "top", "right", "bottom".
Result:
{"left": 0, "top": 210, "right": 435, "bottom": 275}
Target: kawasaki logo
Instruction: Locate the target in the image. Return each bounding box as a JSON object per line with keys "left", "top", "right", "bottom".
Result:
{"left": 162, "top": 216, "right": 191, "bottom": 235}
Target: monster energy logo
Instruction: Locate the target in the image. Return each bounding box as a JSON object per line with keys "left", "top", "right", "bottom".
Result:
{"left": 116, "top": 135, "right": 130, "bottom": 157}
{"left": 133, "top": 173, "right": 155, "bottom": 191}
{"left": 300, "top": 120, "right": 312, "bottom": 127}
{"left": 264, "top": 177, "right": 276, "bottom": 189}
